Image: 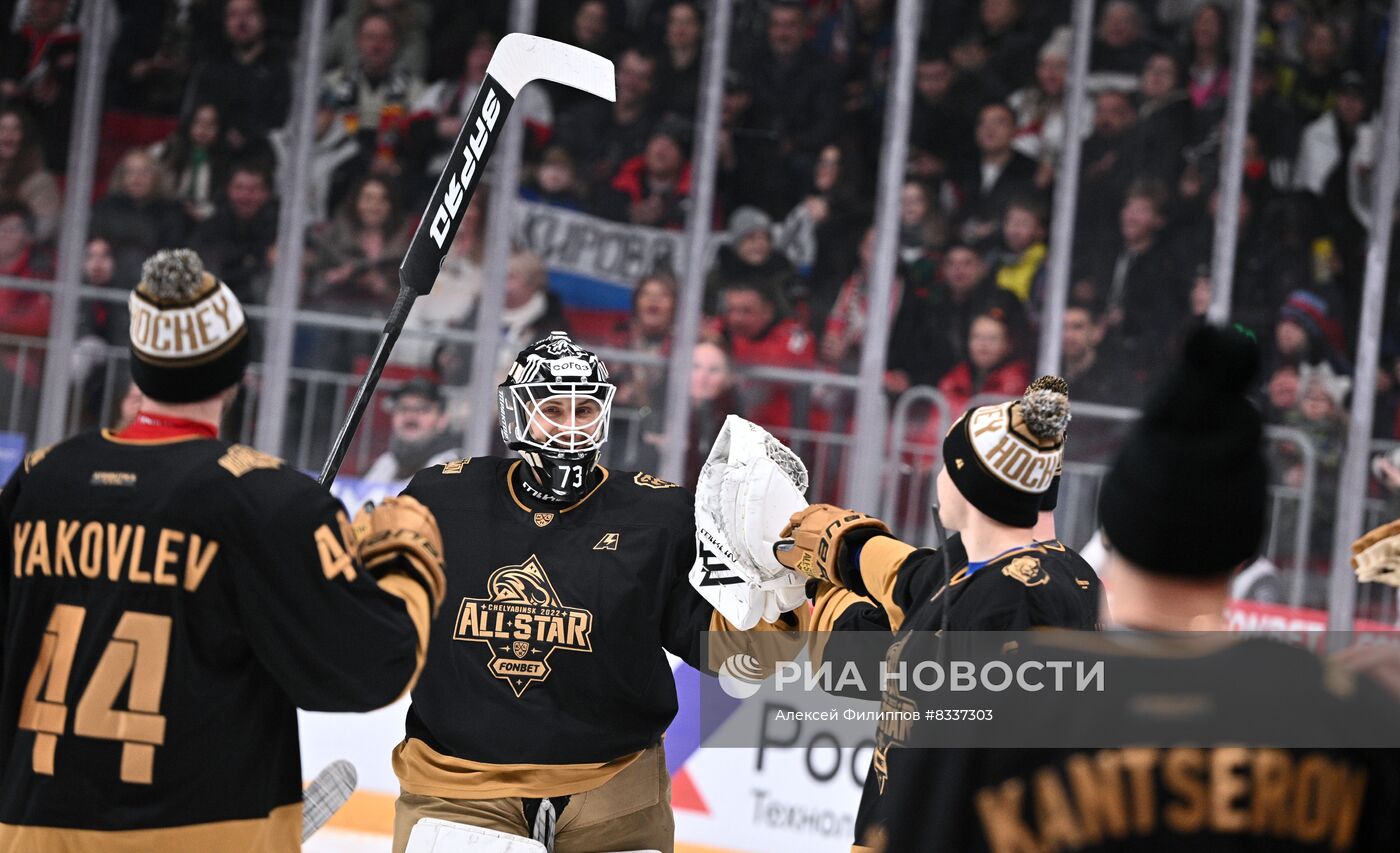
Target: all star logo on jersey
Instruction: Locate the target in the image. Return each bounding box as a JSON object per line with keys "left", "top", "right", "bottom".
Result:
{"left": 593, "top": 533, "right": 619, "bottom": 551}
{"left": 452, "top": 555, "right": 594, "bottom": 697}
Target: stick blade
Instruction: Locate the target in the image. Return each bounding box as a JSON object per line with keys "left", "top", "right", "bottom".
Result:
{"left": 489, "top": 33, "right": 616, "bottom": 101}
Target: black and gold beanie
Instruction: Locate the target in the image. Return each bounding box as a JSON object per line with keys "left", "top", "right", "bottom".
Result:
{"left": 1099, "top": 325, "right": 1266, "bottom": 576}
{"left": 943, "top": 376, "right": 1071, "bottom": 528}
{"left": 127, "top": 249, "right": 250, "bottom": 403}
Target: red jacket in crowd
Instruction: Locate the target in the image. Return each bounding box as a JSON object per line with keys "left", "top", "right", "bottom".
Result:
{"left": 937, "top": 358, "right": 1032, "bottom": 419}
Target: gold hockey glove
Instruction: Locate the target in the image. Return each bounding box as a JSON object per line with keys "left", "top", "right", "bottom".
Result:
{"left": 1353, "top": 519, "right": 1400, "bottom": 587}
{"left": 775, "top": 504, "right": 889, "bottom": 586}
{"left": 352, "top": 496, "right": 447, "bottom": 613}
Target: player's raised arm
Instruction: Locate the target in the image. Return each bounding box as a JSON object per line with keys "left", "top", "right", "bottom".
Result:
{"left": 229, "top": 476, "right": 445, "bottom": 711}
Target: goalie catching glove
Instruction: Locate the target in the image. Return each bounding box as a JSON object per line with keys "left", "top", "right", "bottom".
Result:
{"left": 774, "top": 503, "right": 890, "bottom": 590}
{"left": 352, "top": 495, "right": 448, "bottom": 613}
{"left": 691, "top": 415, "right": 810, "bottom": 630}
{"left": 1353, "top": 519, "right": 1400, "bottom": 587}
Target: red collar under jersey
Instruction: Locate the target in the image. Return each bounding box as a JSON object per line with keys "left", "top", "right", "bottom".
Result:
{"left": 117, "top": 411, "right": 219, "bottom": 441}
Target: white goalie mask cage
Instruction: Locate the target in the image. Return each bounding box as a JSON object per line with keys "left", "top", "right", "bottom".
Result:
{"left": 498, "top": 332, "right": 616, "bottom": 459}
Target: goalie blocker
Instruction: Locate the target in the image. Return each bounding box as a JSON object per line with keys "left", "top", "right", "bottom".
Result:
{"left": 0, "top": 250, "right": 445, "bottom": 852}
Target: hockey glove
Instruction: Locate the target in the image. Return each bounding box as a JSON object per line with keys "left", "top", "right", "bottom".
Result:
{"left": 352, "top": 496, "right": 448, "bottom": 614}
{"left": 775, "top": 504, "right": 890, "bottom": 588}
{"left": 1353, "top": 519, "right": 1400, "bottom": 587}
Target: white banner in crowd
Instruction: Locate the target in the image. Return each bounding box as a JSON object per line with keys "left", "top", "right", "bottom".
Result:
{"left": 511, "top": 200, "right": 690, "bottom": 288}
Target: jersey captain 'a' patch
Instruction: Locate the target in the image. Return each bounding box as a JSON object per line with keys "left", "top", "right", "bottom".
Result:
{"left": 452, "top": 555, "right": 594, "bottom": 697}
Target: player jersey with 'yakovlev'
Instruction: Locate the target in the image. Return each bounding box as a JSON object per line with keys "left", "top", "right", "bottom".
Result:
{"left": 393, "top": 456, "right": 775, "bottom": 800}
{"left": 0, "top": 431, "right": 428, "bottom": 851}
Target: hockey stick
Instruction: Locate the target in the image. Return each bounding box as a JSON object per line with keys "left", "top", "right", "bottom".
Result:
{"left": 318, "top": 34, "right": 616, "bottom": 486}
{"left": 302, "top": 759, "right": 358, "bottom": 840}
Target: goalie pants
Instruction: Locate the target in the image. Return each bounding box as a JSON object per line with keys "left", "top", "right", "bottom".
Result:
{"left": 391, "top": 744, "right": 673, "bottom": 853}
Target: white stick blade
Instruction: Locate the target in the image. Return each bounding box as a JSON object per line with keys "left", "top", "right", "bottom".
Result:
{"left": 488, "top": 33, "right": 616, "bottom": 102}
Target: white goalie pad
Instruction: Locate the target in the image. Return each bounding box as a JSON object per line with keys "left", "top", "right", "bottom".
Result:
{"left": 404, "top": 819, "right": 547, "bottom": 853}
{"left": 690, "top": 416, "right": 810, "bottom": 630}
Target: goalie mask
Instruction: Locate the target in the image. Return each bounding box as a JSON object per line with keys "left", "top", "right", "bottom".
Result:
{"left": 499, "top": 331, "right": 616, "bottom": 502}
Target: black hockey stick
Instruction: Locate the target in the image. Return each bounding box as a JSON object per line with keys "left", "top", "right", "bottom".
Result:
{"left": 318, "top": 34, "right": 615, "bottom": 486}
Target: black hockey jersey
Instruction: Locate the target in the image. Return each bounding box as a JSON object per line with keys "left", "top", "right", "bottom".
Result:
{"left": 811, "top": 535, "right": 1102, "bottom": 847}
{"left": 0, "top": 430, "right": 429, "bottom": 851}
{"left": 393, "top": 456, "right": 795, "bottom": 800}
{"left": 879, "top": 634, "right": 1400, "bottom": 852}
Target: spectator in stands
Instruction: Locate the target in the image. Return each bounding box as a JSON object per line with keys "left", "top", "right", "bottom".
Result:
{"left": 1091, "top": 179, "right": 1188, "bottom": 368}
{"left": 1280, "top": 19, "right": 1343, "bottom": 125}
{"left": 990, "top": 196, "right": 1046, "bottom": 306}
{"left": 605, "top": 271, "right": 677, "bottom": 408}
{"left": 324, "top": 0, "right": 431, "bottom": 80}
{"left": 73, "top": 236, "right": 130, "bottom": 427}
{"left": 897, "top": 179, "right": 945, "bottom": 278}
{"left": 417, "top": 31, "right": 552, "bottom": 197}
{"left": 598, "top": 119, "right": 692, "bottom": 229}
{"left": 704, "top": 206, "right": 800, "bottom": 319}
{"left": 521, "top": 145, "right": 585, "bottom": 211}
{"left": 393, "top": 194, "right": 484, "bottom": 368}
{"left": 1275, "top": 361, "right": 1349, "bottom": 557}
{"left": 306, "top": 174, "right": 411, "bottom": 313}
{"left": 270, "top": 88, "right": 361, "bottom": 222}
{"left": 106, "top": 0, "right": 211, "bottom": 116}
{"left": 910, "top": 54, "right": 977, "bottom": 183}
{"left": 1294, "top": 70, "right": 1369, "bottom": 197}
{"left": 0, "top": 0, "right": 79, "bottom": 171}
{"left": 0, "top": 107, "right": 59, "bottom": 243}
{"left": 1181, "top": 3, "right": 1231, "bottom": 133}
{"left": 568, "top": 1, "right": 616, "bottom": 58}
{"left": 362, "top": 378, "right": 463, "bottom": 483}
{"left": 1061, "top": 301, "right": 1138, "bottom": 406}
{"left": 820, "top": 227, "right": 937, "bottom": 394}
{"left": 430, "top": 248, "right": 569, "bottom": 394}
{"left": 711, "top": 279, "right": 816, "bottom": 430}
{"left": 497, "top": 248, "right": 569, "bottom": 355}
{"left": 957, "top": 102, "right": 1038, "bottom": 248}
{"left": 554, "top": 46, "right": 657, "bottom": 192}
{"left": 716, "top": 67, "right": 787, "bottom": 217}
{"left": 1249, "top": 58, "right": 1303, "bottom": 174}
{"left": 926, "top": 242, "right": 1024, "bottom": 382}
{"left": 189, "top": 160, "right": 279, "bottom": 303}
{"left": 186, "top": 0, "right": 292, "bottom": 156}
{"left": 655, "top": 1, "right": 702, "bottom": 120}
{"left": 0, "top": 203, "right": 51, "bottom": 288}
{"left": 1136, "top": 52, "right": 1193, "bottom": 185}
{"left": 1009, "top": 28, "right": 1082, "bottom": 169}
{"left": 937, "top": 309, "right": 1031, "bottom": 415}
{"left": 743, "top": 0, "right": 838, "bottom": 212}
{"left": 1091, "top": 0, "right": 1153, "bottom": 81}
{"left": 774, "top": 142, "right": 870, "bottom": 291}
{"left": 638, "top": 338, "right": 739, "bottom": 485}
{"left": 151, "top": 102, "right": 231, "bottom": 226}
{"left": 1269, "top": 289, "right": 1351, "bottom": 376}
{"left": 1263, "top": 361, "right": 1301, "bottom": 424}
{"left": 1077, "top": 88, "right": 1141, "bottom": 244}
{"left": 816, "top": 0, "right": 895, "bottom": 122}
{"left": 322, "top": 10, "right": 427, "bottom": 183}
{"left": 89, "top": 149, "right": 189, "bottom": 270}
{"left": 970, "top": 0, "right": 1040, "bottom": 94}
